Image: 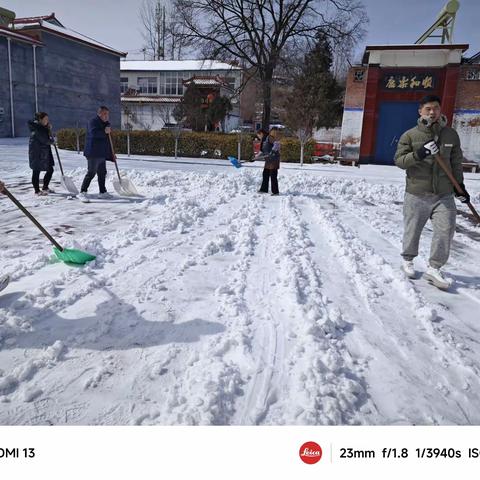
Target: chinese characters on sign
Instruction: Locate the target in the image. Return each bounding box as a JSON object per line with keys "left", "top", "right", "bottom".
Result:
{"left": 383, "top": 73, "right": 435, "bottom": 90}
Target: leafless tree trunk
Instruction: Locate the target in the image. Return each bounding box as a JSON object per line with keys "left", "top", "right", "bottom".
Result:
{"left": 174, "top": 0, "right": 367, "bottom": 129}
{"left": 296, "top": 127, "right": 313, "bottom": 166}
{"left": 139, "top": 0, "right": 194, "bottom": 60}
{"left": 139, "top": 0, "right": 165, "bottom": 60}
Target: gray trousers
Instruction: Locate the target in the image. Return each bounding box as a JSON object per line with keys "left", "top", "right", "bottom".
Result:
{"left": 402, "top": 192, "right": 456, "bottom": 269}
{"left": 80, "top": 157, "right": 107, "bottom": 193}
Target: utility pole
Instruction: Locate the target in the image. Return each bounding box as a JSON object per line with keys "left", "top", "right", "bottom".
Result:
{"left": 155, "top": 2, "right": 166, "bottom": 60}
{"left": 162, "top": 5, "right": 166, "bottom": 61}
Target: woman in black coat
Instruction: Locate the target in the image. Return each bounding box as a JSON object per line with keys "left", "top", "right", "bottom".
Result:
{"left": 28, "top": 112, "right": 55, "bottom": 196}
{"left": 256, "top": 127, "right": 281, "bottom": 195}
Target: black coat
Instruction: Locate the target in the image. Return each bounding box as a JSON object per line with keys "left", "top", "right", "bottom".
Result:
{"left": 261, "top": 135, "right": 280, "bottom": 170}
{"left": 28, "top": 121, "right": 54, "bottom": 171}
{"left": 83, "top": 116, "right": 113, "bottom": 160}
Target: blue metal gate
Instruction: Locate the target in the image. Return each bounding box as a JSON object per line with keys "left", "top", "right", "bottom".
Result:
{"left": 374, "top": 102, "right": 420, "bottom": 165}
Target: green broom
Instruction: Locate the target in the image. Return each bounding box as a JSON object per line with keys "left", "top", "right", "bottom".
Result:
{"left": 1, "top": 184, "right": 96, "bottom": 265}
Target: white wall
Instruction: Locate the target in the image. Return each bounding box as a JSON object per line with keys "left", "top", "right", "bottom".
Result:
{"left": 453, "top": 111, "right": 480, "bottom": 163}
{"left": 313, "top": 127, "right": 341, "bottom": 143}
{"left": 121, "top": 103, "right": 175, "bottom": 131}
{"left": 368, "top": 49, "right": 463, "bottom": 68}
{"left": 340, "top": 109, "right": 364, "bottom": 159}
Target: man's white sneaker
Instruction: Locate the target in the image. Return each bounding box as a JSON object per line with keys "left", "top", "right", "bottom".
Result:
{"left": 77, "top": 192, "right": 90, "bottom": 203}
{"left": 402, "top": 260, "right": 415, "bottom": 279}
{"left": 98, "top": 192, "right": 113, "bottom": 199}
{"left": 424, "top": 266, "right": 452, "bottom": 290}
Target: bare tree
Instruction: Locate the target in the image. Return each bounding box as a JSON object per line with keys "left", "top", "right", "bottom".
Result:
{"left": 139, "top": 0, "right": 194, "bottom": 60}
{"left": 139, "top": 0, "right": 167, "bottom": 60}
{"left": 174, "top": 0, "right": 367, "bottom": 129}
{"left": 158, "top": 104, "right": 174, "bottom": 126}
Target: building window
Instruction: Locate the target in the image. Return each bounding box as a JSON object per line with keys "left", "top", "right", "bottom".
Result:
{"left": 165, "top": 73, "right": 178, "bottom": 95}
{"left": 465, "top": 69, "right": 480, "bottom": 81}
{"left": 120, "top": 77, "right": 129, "bottom": 94}
{"left": 137, "top": 77, "right": 158, "bottom": 94}
{"left": 353, "top": 69, "right": 365, "bottom": 82}
{"left": 158, "top": 73, "right": 166, "bottom": 95}
{"left": 177, "top": 75, "right": 184, "bottom": 95}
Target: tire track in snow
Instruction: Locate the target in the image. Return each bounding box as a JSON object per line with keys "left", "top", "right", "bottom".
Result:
{"left": 241, "top": 195, "right": 370, "bottom": 425}
{"left": 309, "top": 198, "right": 480, "bottom": 424}
{"left": 233, "top": 198, "right": 287, "bottom": 425}
{"left": 338, "top": 198, "right": 480, "bottom": 368}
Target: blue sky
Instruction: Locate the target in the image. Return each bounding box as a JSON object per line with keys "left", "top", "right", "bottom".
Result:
{"left": 3, "top": 0, "right": 479, "bottom": 60}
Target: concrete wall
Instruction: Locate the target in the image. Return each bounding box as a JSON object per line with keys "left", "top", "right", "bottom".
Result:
{"left": 340, "top": 67, "right": 367, "bottom": 159}
{"left": 0, "top": 29, "right": 121, "bottom": 138}
{"left": 313, "top": 127, "right": 341, "bottom": 143}
{"left": 453, "top": 65, "right": 480, "bottom": 163}
{"left": 0, "top": 37, "right": 36, "bottom": 137}
{"left": 122, "top": 103, "right": 174, "bottom": 130}
{"left": 368, "top": 49, "right": 462, "bottom": 68}
{"left": 340, "top": 109, "right": 364, "bottom": 159}
{"left": 36, "top": 31, "right": 121, "bottom": 131}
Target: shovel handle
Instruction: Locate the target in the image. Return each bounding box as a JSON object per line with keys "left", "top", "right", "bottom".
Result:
{"left": 107, "top": 134, "right": 122, "bottom": 182}
{"left": 53, "top": 143, "right": 65, "bottom": 176}
{"left": 434, "top": 154, "right": 480, "bottom": 224}
{"left": 1, "top": 186, "right": 64, "bottom": 251}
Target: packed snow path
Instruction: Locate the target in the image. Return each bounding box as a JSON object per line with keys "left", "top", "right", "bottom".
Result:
{"left": 1, "top": 140, "right": 479, "bottom": 425}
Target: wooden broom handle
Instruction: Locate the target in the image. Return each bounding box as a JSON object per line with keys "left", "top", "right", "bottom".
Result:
{"left": 435, "top": 153, "right": 480, "bottom": 224}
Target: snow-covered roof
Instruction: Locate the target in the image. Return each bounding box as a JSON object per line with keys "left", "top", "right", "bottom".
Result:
{"left": 120, "top": 60, "right": 240, "bottom": 72}
{"left": 121, "top": 96, "right": 181, "bottom": 104}
{"left": 14, "top": 17, "right": 126, "bottom": 57}
{"left": 365, "top": 44, "right": 469, "bottom": 52}
{"left": 184, "top": 78, "right": 226, "bottom": 87}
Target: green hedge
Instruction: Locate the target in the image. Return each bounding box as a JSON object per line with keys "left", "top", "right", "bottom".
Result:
{"left": 56, "top": 129, "right": 314, "bottom": 163}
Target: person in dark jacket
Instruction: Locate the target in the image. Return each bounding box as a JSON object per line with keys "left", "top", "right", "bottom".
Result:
{"left": 28, "top": 112, "right": 55, "bottom": 196}
{"left": 256, "top": 128, "right": 281, "bottom": 195}
{"left": 78, "top": 106, "right": 116, "bottom": 202}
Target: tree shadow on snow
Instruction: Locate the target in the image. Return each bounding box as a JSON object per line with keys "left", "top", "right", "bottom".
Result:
{"left": 2, "top": 288, "right": 225, "bottom": 352}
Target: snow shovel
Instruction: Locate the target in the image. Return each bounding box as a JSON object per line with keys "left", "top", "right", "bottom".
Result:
{"left": 0, "top": 185, "right": 96, "bottom": 265}
{"left": 53, "top": 143, "right": 79, "bottom": 195}
{"left": 434, "top": 153, "right": 480, "bottom": 224}
{"left": 228, "top": 156, "right": 242, "bottom": 168}
{"left": 108, "top": 134, "right": 140, "bottom": 196}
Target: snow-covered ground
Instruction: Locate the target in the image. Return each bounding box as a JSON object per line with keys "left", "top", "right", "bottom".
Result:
{"left": 1, "top": 138, "right": 479, "bottom": 426}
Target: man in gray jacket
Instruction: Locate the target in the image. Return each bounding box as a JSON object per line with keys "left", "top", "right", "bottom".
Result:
{"left": 394, "top": 95, "right": 470, "bottom": 289}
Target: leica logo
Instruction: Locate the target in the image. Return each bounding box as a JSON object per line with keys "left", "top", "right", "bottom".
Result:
{"left": 299, "top": 442, "right": 322, "bottom": 464}
{"left": 301, "top": 448, "right": 321, "bottom": 457}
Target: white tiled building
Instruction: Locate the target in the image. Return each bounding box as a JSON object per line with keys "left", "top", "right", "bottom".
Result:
{"left": 120, "top": 60, "right": 242, "bottom": 131}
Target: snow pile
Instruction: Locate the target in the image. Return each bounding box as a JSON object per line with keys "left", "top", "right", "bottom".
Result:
{"left": 1, "top": 143, "right": 480, "bottom": 425}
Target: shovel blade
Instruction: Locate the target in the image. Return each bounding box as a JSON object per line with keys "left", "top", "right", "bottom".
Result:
{"left": 228, "top": 156, "right": 242, "bottom": 168}
{"left": 54, "top": 247, "right": 96, "bottom": 265}
{"left": 113, "top": 176, "right": 140, "bottom": 196}
{"left": 61, "top": 175, "right": 79, "bottom": 195}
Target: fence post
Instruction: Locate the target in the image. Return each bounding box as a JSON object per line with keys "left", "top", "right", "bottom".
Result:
{"left": 75, "top": 121, "right": 80, "bottom": 154}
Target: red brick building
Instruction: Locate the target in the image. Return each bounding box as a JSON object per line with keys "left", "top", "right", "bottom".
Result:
{"left": 340, "top": 44, "right": 480, "bottom": 165}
